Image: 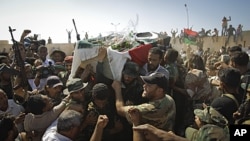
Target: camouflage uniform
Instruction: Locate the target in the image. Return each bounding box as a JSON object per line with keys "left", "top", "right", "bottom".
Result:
{"left": 125, "top": 94, "right": 176, "bottom": 131}
{"left": 185, "top": 106, "right": 230, "bottom": 141}
{"left": 235, "top": 83, "right": 250, "bottom": 125}
{"left": 183, "top": 69, "right": 212, "bottom": 130}
{"left": 186, "top": 124, "right": 230, "bottom": 141}
{"left": 206, "top": 56, "right": 222, "bottom": 102}
{"left": 185, "top": 69, "right": 212, "bottom": 108}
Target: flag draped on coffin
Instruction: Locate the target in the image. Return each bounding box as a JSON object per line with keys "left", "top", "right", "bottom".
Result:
{"left": 69, "top": 40, "right": 153, "bottom": 81}
{"left": 183, "top": 28, "right": 198, "bottom": 45}
{"left": 69, "top": 40, "right": 99, "bottom": 80}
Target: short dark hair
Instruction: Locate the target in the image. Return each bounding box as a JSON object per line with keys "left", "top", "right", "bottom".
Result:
{"left": 0, "top": 115, "right": 15, "bottom": 141}
{"left": 230, "top": 51, "right": 249, "bottom": 66}
{"left": 149, "top": 47, "right": 164, "bottom": 59}
{"left": 218, "top": 68, "right": 241, "bottom": 88}
{"left": 38, "top": 45, "right": 47, "bottom": 52}
{"left": 122, "top": 61, "right": 140, "bottom": 77}
{"left": 188, "top": 54, "right": 205, "bottom": 71}
{"left": 229, "top": 46, "right": 242, "bottom": 53}
{"left": 92, "top": 83, "right": 109, "bottom": 100}
{"left": 165, "top": 48, "right": 179, "bottom": 63}
{"left": 27, "top": 94, "right": 46, "bottom": 115}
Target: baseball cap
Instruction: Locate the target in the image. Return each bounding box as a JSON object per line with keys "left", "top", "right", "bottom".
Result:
{"left": 185, "top": 124, "right": 230, "bottom": 141}
{"left": 91, "top": 83, "right": 109, "bottom": 100}
{"left": 63, "top": 78, "right": 88, "bottom": 95}
{"left": 194, "top": 106, "right": 228, "bottom": 127}
{"left": 46, "top": 75, "right": 63, "bottom": 88}
{"left": 0, "top": 63, "right": 18, "bottom": 75}
{"left": 122, "top": 61, "right": 140, "bottom": 77}
{"left": 140, "top": 72, "right": 168, "bottom": 91}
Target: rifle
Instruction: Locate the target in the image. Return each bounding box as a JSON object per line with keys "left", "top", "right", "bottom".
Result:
{"left": 244, "top": 76, "right": 250, "bottom": 98}
{"left": 236, "top": 75, "right": 250, "bottom": 121}
{"left": 8, "top": 26, "right": 29, "bottom": 104}
{"left": 72, "top": 19, "right": 81, "bottom": 41}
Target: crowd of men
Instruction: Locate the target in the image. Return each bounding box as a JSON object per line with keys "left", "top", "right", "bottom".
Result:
{"left": 0, "top": 28, "right": 250, "bottom": 141}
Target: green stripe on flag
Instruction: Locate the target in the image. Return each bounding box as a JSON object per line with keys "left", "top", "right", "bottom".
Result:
{"left": 184, "top": 37, "right": 197, "bottom": 45}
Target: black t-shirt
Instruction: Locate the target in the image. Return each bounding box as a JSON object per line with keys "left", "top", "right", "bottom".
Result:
{"left": 211, "top": 93, "right": 243, "bottom": 124}
{"left": 0, "top": 82, "right": 14, "bottom": 99}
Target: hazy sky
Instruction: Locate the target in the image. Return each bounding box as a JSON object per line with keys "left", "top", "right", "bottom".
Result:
{"left": 1, "top": 0, "right": 249, "bottom": 43}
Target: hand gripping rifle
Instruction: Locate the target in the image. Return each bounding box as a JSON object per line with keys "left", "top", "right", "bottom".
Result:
{"left": 241, "top": 75, "right": 250, "bottom": 117}
{"left": 8, "top": 26, "right": 29, "bottom": 105}
{"left": 72, "top": 19, "right": 81, "bottom": 41}
{"left": 236, "top": 75, "right": 250, "bottom": 122}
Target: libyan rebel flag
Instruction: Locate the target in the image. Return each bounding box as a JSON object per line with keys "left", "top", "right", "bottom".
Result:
{"left": 184, "top": 28, "right": 198, "bottom": 45}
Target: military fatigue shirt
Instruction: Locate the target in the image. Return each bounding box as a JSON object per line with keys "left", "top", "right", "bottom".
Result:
{"left": 125, "top": 94, "right": 176, "bottom": 131}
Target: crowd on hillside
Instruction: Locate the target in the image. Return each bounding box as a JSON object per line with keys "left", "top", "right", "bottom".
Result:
{"left": 0, "top": 18, "right": 250, "bottom": 141}
{"left": 167, "top": 16, "right": 245, "bottom": 47}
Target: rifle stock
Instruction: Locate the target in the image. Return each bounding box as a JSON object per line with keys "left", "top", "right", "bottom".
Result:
{"left": 8, "top": 26, "right": 29, "bottom": 104}
{"left": 72, "top": 19, "right": 81, "bottom": 41}
{"left": 242, "top": 76, "right": 250, "bottom": 103}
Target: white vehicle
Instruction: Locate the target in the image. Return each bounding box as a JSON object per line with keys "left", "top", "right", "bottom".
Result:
{"left": 134, "top": 31, "right": 159, "bottom": 43}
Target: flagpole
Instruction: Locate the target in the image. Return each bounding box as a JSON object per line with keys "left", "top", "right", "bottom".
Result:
{"left": 184, "top": 4, "right": 189, "bottom": 29}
